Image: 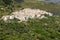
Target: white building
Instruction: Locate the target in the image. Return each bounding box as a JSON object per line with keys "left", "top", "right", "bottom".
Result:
{"left": 2, "top": 16, "right": 9, "bottom": 21}
{"left": 9, "top": 15, "right": 14, "bottom": 19}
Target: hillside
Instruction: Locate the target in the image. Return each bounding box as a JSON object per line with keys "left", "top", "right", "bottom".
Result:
{"left": 0, "top": 15, "right": 60, "bottom": 40}
{"left": 0, "top": 0, "right": 60, "bottom": 18}
{"left": 21, "top": 0, "right": 60, "bottom": 15}
{"left": 0, "top": 0, "right": 60, "bottom": 40}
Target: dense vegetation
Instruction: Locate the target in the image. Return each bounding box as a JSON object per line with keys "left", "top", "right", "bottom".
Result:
{"left": 0, "top": 16, "right": 60, "bottom": 40}
{"left": 0, "top": 0, "right": 60, "bottom": 40}
{"left": 0, "top": 0, "right": 22, "bottom": 18}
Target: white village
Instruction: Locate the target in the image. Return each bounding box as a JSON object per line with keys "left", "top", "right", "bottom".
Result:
{"left": 1, "top": 8, "right": 53, "bottom": 22}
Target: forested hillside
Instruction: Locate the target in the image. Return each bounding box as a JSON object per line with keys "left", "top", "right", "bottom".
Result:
{"left": 0, "top": 0, "right": 60, "bottom": 40}
{"left": 0, "top": 15, "right": 60, "bottom": 40}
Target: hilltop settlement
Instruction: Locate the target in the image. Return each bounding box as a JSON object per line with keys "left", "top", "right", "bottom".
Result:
{"left": 1, "top": 8, "right": 53, "bottom": 22}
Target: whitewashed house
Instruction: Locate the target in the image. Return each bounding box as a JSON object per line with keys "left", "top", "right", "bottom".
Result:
{"left": 40, "top": 15, "right": 46, "bottom": 19}
{"left": 2, "top": 16, "right": 9, "bottom": 21}
{"left": 9, "top": 15, "right": 14, "bottom": 19}
{"left": 48, "top": 13, "right": 53, "bottom": 16}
